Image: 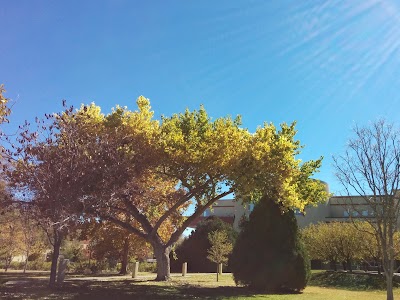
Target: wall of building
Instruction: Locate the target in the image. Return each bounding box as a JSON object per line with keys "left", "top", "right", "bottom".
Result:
{"left": 198, "top": 183, "right": 395, "bottom": 230}
{"left": 203, "top": 199, "right": 252, "bottom": 231}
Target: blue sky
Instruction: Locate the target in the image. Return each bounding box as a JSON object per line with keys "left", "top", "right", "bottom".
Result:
{"left": 2, "top": 0, "right": 400, "bottom": 195}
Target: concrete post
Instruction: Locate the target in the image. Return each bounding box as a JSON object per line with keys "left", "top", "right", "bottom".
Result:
{"left": 132, "top": 261, "right": 139, "bottom": 278}
{"left": 182, "top": 262, "right": 187, "bottom": 276}
{"left": 56, "top": 256, "right": 69, "bottom": 284}
{"left": 218, "top": 263, "right": 223, "bottom": 275}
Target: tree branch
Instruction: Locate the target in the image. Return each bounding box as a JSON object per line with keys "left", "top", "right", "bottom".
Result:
{"left": 166, "top": 189, "right": 233, "bottom": 248}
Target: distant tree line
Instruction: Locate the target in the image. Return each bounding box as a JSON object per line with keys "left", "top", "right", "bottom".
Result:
{"left": 301, "top": 221, "right": 400, "bottom": 273}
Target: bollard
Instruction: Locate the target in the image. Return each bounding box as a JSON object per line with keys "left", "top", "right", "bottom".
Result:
{"left": 132, "top": 261, "right": 139, "bottom": 279}
{"left": 182, "top": 262, "right": 187, "bottom": 276}
{"left": 218, "top": 263, "right": 223, "bottom": 275}
{"left": 57, "top": 256, "right": 69, "bottom": 285}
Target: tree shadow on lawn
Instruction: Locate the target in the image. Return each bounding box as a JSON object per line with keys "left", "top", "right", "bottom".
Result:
{"left": 0, "top": 272, "right": 49, "bottom": 285}
{"left": 69, "top": 282, "right": 262, "bottom": 300}
{"left": 309, "top": 271, "right": 400, "bottom": 291}
{"left": 0, "top": 276, "right": 278, "bottom": 300}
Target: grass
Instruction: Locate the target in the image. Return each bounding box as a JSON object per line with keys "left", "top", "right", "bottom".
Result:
{"left": 309, "top": 271, "right": 400, "bottom": 290}
{"left": 0, "top": 270, "right": 399, "bottom": 299}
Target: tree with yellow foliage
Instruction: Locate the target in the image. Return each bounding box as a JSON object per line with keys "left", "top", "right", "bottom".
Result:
{"left": 10, "top": 96, "right": 327, "bottom": 281}
{"left": 207, "top": 230, "right": 233, "bottom": 282}
{"left": 0, "top": 208, "right": 23, "bottom": 271}
{"left": 63, "top": 97, "right": 327, "bottom": 281}
{"left": 80, "top": 220, "right": 152, "bottom": 274}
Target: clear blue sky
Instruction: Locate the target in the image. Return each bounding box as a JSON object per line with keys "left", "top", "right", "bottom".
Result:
{"left": 2, "top": 0, "right": 400, "bottom": 195}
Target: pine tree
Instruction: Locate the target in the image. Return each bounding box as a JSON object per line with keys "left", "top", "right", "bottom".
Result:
{"left": 231, "top": 197, "right": 310, "bottom": 292}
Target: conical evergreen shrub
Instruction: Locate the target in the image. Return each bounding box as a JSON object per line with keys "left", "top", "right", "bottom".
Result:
{"left": 231, "top": 197, "right": 310, "bottom": 292}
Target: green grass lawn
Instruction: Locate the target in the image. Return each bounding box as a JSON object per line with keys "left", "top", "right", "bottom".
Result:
{"left": 0, "top": 271, "right": 399, "bottom": 300}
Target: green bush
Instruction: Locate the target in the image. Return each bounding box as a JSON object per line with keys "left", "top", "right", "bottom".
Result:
{"left": 62, "top": 239, "right": 85, "bottom": 263}
{"left": 9, "top": 261, "right": 25, "bottom": 270}
{"left": 24, "top": 260, "right": 51, "bottom": 271}
{"left": 138, "top": 261, "right": 157, "bottom": 273}
{"left": 231, "top": 197, "right": 310, "bottom": 292}
{"left": 27, "top": 253, "right": 42, "bottom": 262}
{"left": 7, "top": 257, "right": 83, "bottom": 272}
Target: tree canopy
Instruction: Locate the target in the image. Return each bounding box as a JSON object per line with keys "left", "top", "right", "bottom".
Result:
{"left": 207, "top": 229, "right": 233, "bottom": 282}
{"left": 8, "top": 96, "right": 328, "bottom": 281}
{"left": 302, "top": 222, "right": 363, "bottom": 272}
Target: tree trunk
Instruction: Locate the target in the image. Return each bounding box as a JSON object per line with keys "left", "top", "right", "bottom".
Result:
{"left": 381, "top": 240, "right": 395, "bottom": 300}
{"left": 23, "top": 255, "right": 28, "bottom": 273}
{"left": 4, "top": 255, "right": 11, "bottom": 272}
{"left": 49, "top": 236, "right": 62, "bottom": 288}
{"left": 88, "top": 248, "right": 92, "bottom": 268}
{"left": 347, "top": 259, "right": 352, "bottom": 273}
{"left": 385, "top": 272, "right": 394, "bottom": 300}
{"left": 378, "top": 260, "right": 382, "bottom": 275}
{"left": 119, "top": 237, "right": 130, "bottom": 275}
{"left": 153, "top": 243, "right": 171, "bottom": 281}
{"left": 330, "top": 260, "right": 337, "bottom": 271}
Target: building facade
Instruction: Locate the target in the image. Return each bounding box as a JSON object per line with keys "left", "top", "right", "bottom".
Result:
{"left": 189, "top": 199, "right": 253, "bottom": 231}
{"left": 195, "top": 183, "right": 390, "bottom": 230}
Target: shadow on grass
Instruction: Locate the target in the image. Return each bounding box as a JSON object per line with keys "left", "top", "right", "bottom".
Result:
{"left": 309, "top": 271, "right": 400, "bottom": 291}
{"left": 0, "top": 275, "right": 270, "bottom": 300}
{"left": 68, "top": 282, "right": 263, "bottom": 300}
{"left": 68, "top": 272, "right": 132, "bottom": 278}
{"left": 0, "top": 272, "right": 49, "bottom": 285}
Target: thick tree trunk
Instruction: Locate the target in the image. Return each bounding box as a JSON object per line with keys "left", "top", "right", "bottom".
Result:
{"left": 119, "top": 237, "right": 130, "bottom": 275}
{"left": 385, "top": 272, "right": 394, "bottom": 300}
{"left": 153, "top": 243, "right": 171, "bottom": 281}
{"left": 49, "top": 236, "right": 62, "bottom": 288}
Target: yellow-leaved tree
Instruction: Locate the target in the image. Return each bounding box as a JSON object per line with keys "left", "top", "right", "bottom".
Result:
{"left": 69, "top": 97, "right": 327, "bottom": 281}
{"left": 11, "top": 96, "right": 328, "bottom": 282}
